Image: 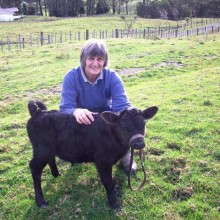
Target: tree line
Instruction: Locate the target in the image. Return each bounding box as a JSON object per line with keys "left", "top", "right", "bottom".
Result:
{"left": 1, "top": 0, "right": 219, "bottom": 19}
{"left": 137, "top": 0, "right": 220, "bottom": 20}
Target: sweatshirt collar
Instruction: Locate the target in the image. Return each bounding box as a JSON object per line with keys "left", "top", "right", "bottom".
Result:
{"left": 80, "top": 65, "right": 103, "bottom": 85}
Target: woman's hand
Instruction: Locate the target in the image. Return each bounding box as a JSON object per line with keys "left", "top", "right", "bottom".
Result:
{"left": 73, "top": 108, "right": 97, "bottom": 125}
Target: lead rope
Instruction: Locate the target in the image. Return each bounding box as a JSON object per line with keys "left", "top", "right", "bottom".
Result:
{"left": 128, "top": 148, "right": 147, "bottom": 191}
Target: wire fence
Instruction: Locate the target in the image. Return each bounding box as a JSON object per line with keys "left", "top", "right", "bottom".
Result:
{"left": 1, "top": 18, "right": 220, "bottom": 54}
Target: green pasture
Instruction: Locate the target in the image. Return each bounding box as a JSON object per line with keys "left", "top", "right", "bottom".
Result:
{"left": 0, "top": 15, "right": 216, "bottom": 40}
{"left": 0, "top": 28, "right": 220, "bottom": 219}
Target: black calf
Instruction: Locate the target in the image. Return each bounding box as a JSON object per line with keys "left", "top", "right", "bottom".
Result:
{"left": 27, "top": 100, "right": 158, "bottom": 209}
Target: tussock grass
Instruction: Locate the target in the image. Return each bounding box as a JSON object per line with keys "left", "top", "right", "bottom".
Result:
{"left": 0, "top": 32, "right": 220, "bottom": 219}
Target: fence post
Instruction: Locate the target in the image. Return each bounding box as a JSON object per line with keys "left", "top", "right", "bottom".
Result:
{"left": 18, "top": 34, "right": 21, "bottom": 49}
{"left": 78, "top": 31, "right": 80, "bottom": 41}
{"left": 40, "top": 32, "right": 44, "bottom": 45}
{"left": 86, "top": 30, "right": 89, "bottom": 40}
{"left": 22, "top": 38, "right": 25, "bottom": 48}
{"left": 143, "top": 29, "right": 146, "bottom": 39}
{"left": 115, "top": 29, "right": 119, "bottom": 38}
{"left": 60, "top": 32, "right": 62, "bottom": 43}
{"left": 55, "top": 33, "right": 57, "bottom": 44}
{"left": 175, "top": 29, "right": 178, "bottom": 38}
{"left": 30, "top": 33, "right": 33, "bottom": 47}
{"left": 7, "top": 36, "right": 11, "bottom": 52}
{"left": 48, "top": 35, "right": 51, "bottom": 44}
{"left": 51, "top": 33, "right": 53, "bottom": 44}
{"left": 70, "top": 31, "right": 72, "bottom": 41}
{"left": 1, "top": 41, "right": 3, "bottom": 53}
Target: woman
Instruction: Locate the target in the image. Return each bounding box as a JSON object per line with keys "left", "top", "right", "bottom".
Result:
{"left": 60, "top": 39, "right": 137, "bottom": 173}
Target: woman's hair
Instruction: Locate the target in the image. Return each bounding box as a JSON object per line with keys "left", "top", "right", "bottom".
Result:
{"left": 80, "top": 39, "right": 109, "bottom": 68}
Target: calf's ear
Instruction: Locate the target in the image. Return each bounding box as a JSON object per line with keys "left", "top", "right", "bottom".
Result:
{"left": 142, "top": 106, "right": 158, "bottom": 120}
{"left": 101, "top": 111, "right": 118, "bottom": 126}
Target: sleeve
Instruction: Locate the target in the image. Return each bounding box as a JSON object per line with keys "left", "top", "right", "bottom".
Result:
{"left": 110, "top": 72, "right": 131, "bottom": 112}
{"left": 59, "top": 70, "right": 78, "bottom": 115}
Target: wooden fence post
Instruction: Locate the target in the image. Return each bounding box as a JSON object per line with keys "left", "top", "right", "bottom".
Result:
{"left": 40, "top": 32, "right": 44, "bottom": 45}
{"left": 22, "top": 38, "right": 25, "bottom": 48}
{"left": 175, "top": 29, "right": 178, "bottom": 38}
{"left": 143, "top": 29, "right": 146, "bottom": 38}
{"left": 60, "top": 32, "right": 62, "bottom": 43}
{"left": 86, "top": 30, "right": 89, "bottom": 40}
{"left": 55, "top": 33, "right": 57, "bottom": 44}
{"left": 18, "top": 34, "right": 21, "bottom": 49}
{"left": 48, "top": 35, "right": 51, "bottom": 44}
{"left": 78, "top": 31, "right": 80, "bottom": 41}
{"left": 1, "top": 41, "right": 3, "bottom": 53}
{"left": 115, "top": 29, "right": 119, "bottom": 38}
{"left": 51, "top": 33, "right": 53, "bottom": 44}
{"left": 30, "top": 33, "right": 33, "bottom": 47}
{"left": 7, "top": 36, "right": 11, "bottom": 52}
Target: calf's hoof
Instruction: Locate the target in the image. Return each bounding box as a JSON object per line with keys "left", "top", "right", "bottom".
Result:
{"left": 39, "top": 204, "right": 48, "bottom": 208}
{"left": 38, "top": 201, "right": 48, "bottom": 208}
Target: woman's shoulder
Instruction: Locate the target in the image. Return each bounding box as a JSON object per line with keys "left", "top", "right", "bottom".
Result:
{"left": 103, "top": 68, "right": 120, "bottom": 79}
{"left": 64, "top": 66, "right": 81, "bottom": 79}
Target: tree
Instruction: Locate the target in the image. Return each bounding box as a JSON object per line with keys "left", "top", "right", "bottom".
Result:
{"left": 124, "top": 0, "right": 129, "bottom": 15}
{"left": 120, "top": 14, "right": 137, "bottom": 35}
{"left": 0, "top": 0, "right": 22, "bottom": 8}
{"left": 46, "top": 0, "right": 84, "bottom": 17}
{"left": 37, "top": 0, "right": 43, "bottom": 15}
{"left": 111, "top": 0, "right": 118, "bottom": 14}
{"left": 86, "top": 0, "right": 96, "bottom": 15}
{"left": 96, "top": 0, "right": 110, "bottom": 14}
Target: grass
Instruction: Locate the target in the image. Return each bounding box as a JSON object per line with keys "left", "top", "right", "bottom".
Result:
{"left": 0, "top": 15, "right": 217, "bottom": 40}
{"left": 0, "top": 23, "right": 220, "bottom": 219}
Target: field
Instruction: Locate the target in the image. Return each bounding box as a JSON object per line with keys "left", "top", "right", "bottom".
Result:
{"left": 0, "top": 16, "right": 220, "bottom": 220}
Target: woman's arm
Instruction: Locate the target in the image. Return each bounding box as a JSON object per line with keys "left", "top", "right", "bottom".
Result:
{"left": 59, "top": 71, "right": 78, "bottom": 115}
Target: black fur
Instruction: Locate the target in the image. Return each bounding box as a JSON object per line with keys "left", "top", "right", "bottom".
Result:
{"left": 27, "top": 100, "right": 158, "bottom": 209}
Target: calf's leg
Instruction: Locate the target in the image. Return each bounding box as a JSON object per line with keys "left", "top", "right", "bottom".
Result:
{"left": 95, "top": 161, "right": 120, "bottom": 209}
{"left": 48, "top": 158, "right": 60, "bottom": 177}
{"left": 29, "top": 158, "right": 48, "bottom": 208}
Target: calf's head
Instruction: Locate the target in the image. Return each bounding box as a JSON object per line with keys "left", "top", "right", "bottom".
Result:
{"left": 101, "top": 106, "right": 158, "bottom": 149}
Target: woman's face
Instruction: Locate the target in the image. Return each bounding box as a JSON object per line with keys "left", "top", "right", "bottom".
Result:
{"left": 84, "top": 56, "right": 104, "bottom": 79}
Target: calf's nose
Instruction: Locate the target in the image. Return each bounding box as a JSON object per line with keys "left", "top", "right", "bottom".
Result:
{"left": 132, "top": 140, "right": 145, "bottom": 149}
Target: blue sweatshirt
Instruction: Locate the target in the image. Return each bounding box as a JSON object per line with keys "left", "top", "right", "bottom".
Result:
{"left": 60, "top": 66, "right": 131, "bottom": 115}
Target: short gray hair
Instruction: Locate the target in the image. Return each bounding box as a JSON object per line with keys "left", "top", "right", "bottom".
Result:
{"left": 80, "top": 39, "right": 109, "bottom": 68}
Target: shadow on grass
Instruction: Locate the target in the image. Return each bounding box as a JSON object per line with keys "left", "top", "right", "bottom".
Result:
{"left": 23, "top": 162, "right": 127, "bottom": 219}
